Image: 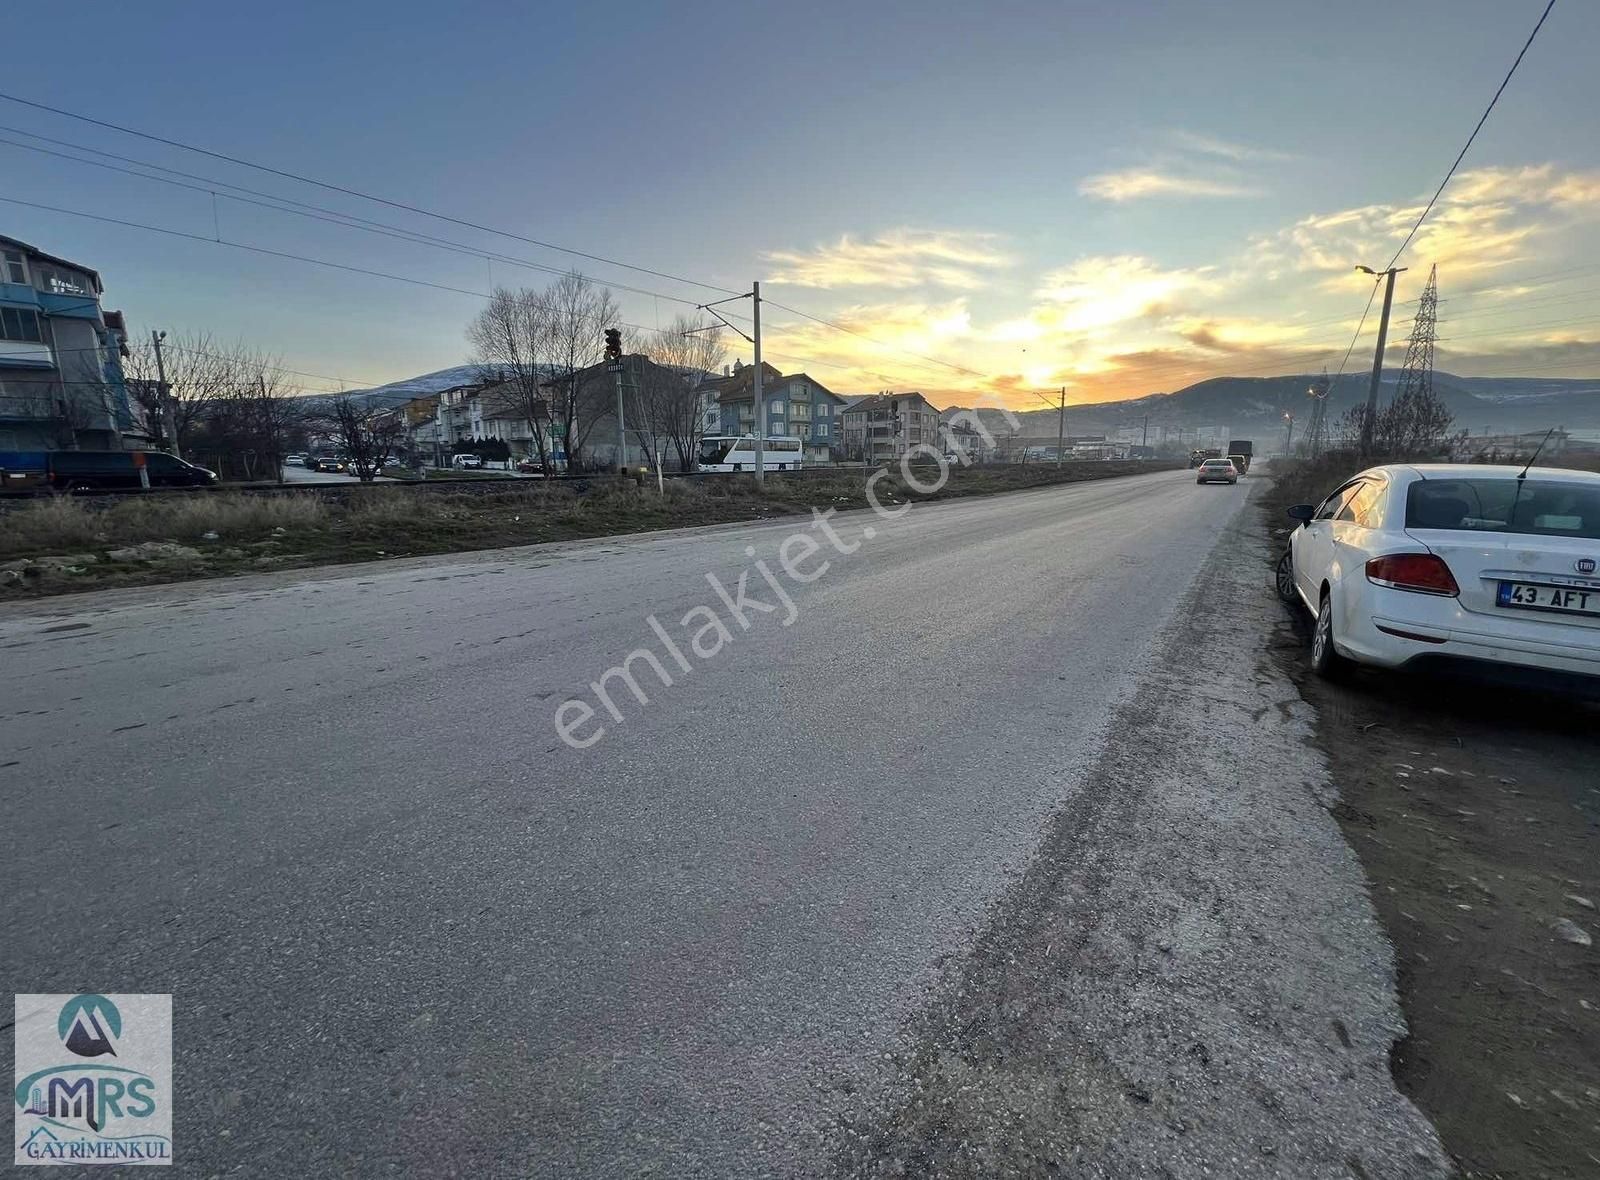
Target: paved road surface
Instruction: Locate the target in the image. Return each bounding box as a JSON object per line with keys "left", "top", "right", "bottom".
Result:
{"left": 3, "top": 469, "right": 1253, "bottom": 1175}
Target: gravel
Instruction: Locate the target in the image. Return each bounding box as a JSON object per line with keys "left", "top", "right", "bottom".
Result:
{"left": 835, "top": 498, "right": 1451, "bottom": 1178}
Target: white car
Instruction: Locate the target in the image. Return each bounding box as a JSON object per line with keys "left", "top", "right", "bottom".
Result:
{"left": 1285, "top": 463, "right": 1600, "bottom": 688}
{"left": 1195, "top": 458, "right": 1239, "bottom": 485}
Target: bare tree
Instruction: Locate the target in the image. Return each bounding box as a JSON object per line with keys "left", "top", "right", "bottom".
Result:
{"left": 467, "top": 287, "right": 556, "bottom": 476}
{"left": 190, "top": 353, "right": 311, "bottom": 481}
{"left": 540, "top": 272, "right": 619, "bottom": 472}
{"left": 1381, "top": 384, "right": 1456, "bottom": 458}
{"left": 122, "top": 331, "right": 242, "bottom": 452}
{"left": 323, "top": 392, "right": 405, "bottom": 482}
{"left": 637, "top": 315, "right": 726, "bottom": 471}
{"left": 1339, "top": 386, "right": 1456, "bottom": 461}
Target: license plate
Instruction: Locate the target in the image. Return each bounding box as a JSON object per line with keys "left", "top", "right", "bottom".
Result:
{"left": 1497, "top": 581, "right": 1600, "bottom": 616}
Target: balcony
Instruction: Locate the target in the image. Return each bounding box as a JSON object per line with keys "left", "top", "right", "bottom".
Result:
{"left": 0, "top": 341, "right": 54, "bottom": 370}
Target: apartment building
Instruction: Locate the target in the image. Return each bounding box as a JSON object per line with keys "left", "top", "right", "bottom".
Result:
{"left": 839, "top": 392, "right": 942, "bottom": 462}
{"left": 708, "top": 362, "right": 847, "bottom": 463}
{"left": 0, "top": 235, "right": 133, "bottom": 450}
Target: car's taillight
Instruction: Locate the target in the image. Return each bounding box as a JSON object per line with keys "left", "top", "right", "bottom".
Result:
{"left": 1365, "top": 553, "right": 1459, "bottom": 596}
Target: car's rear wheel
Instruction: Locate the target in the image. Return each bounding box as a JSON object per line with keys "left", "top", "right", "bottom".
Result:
{"left": 1311, "top": 592, "right": 1346, "bottom": 679}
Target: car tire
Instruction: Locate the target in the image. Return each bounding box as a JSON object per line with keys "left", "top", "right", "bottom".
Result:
{"left": 1310, "top": 592, "right": 1347, "bottom": 679}
{"left": 1274, "top": 551, "right": 1298, "bottom": 604}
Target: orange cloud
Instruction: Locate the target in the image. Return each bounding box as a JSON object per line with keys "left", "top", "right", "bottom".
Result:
{"left": 1079, "top": 169, "right": 1260, "bottom": 201}
{"left": 763, "top": 229, "right": 1012, "bottom": 290}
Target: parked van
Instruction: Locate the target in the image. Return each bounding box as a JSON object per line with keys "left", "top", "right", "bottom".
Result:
{"left": 0, "top": 450, "right": 219, "bottom": 492}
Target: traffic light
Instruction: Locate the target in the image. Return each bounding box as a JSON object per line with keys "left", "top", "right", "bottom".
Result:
{"left": 604, "top": 328, "right": 622, "bottom": 363}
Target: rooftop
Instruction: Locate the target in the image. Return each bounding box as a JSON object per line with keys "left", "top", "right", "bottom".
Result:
{"left": 0, "top": 234, "right": 103, "bottom": 294}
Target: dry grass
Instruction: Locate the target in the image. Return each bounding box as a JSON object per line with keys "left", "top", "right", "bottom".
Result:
{"left": 2, "top": 461, "right": 1181, "bottom": 597}
{"left": 0, "top": 493, "right": 328, "bottom": 557}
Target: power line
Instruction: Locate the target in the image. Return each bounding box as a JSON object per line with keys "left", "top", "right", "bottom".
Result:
{"left": 0, "top": 192, "right": 498, "bottom": 299}
{"left": 0, "top": 103, "right": 1036, "bottom": 388}
{"left": 0, "top": 91, "right": 742, "bottom": 299}
{"left": 4, "top": 192, "right": 1023, "bottom": 399}
{"left": 1383, "top": 0, "right": 1557, "bottom": 270}
{"left": 0, "top": 130, "right": 712, "bottom": 310}
{"left": 0, "top": 95, "right": 1405, "bottom": 400}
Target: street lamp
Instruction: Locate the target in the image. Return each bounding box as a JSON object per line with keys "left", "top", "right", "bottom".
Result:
{"left": 1354, "top": 265, "right": 1407, "bottom": 457}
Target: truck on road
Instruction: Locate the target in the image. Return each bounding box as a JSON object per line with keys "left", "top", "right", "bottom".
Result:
{"left": 1226, "top": 439, "right": 1254, "bottom": 474}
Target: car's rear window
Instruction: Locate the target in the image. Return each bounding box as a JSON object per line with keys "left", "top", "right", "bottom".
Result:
{"left": 1406, "top": 477, "right": 1600, "bottom": 539}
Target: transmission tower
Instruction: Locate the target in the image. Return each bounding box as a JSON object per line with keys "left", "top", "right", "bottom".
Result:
{"left": 1393, "top": 264, "right": 1439, "bottom": 405}
{"left": 1305, "top": 367, "right": 1331, "bottom": 458}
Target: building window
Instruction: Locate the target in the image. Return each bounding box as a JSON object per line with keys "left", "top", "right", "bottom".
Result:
{"left": 36, "top": 267, "right": 93, "bottom": 297}
{"left": 818, "top": 404, "right": 830, "bottom": 418}
{"left": 2, "top": 250, "right": 26, "bottom": 285}
{"left": 769, "top": 398, "right": 784, "bottom": 416}
{"left": 0, "top": 306, "right": 43, "bottom": 342}
{"left": 815, "top": 423, "right": 828, "bottom": 438}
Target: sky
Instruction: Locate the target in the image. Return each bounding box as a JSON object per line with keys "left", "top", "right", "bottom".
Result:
{"left": 3, "top": 0, "right": 1597, "bottom": 409}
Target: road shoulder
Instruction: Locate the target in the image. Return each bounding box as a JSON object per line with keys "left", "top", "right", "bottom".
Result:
{"left": 836, "top": 484, "right": 1450, "bottom": 1177}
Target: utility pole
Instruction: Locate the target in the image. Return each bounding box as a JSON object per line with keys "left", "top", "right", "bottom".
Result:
{"left": 752, "top": 280, "right": 765, "bottom": 482}
{"left": 1357, "top": 265, "right": 1406, "bottom": 456}
{"left": 151, "top": 329, "right": 179, "bottom": 458}
{"left": 604, "top": 328, "right": 625, "bottom": 473}
{"left": 1141, "top": 414, "right": 1149, "bottom": 447}
{"left": 1055, "top": 386, "right": 1066, "bottom": 467}
{"left": 1283, "top": 411, "right": 1295, "bottom": 456}
{"left": 614, "top": 367, "right": 626, "bottom": 472}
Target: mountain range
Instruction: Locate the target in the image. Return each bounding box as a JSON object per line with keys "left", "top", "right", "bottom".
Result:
{"left": 345, "top": 364, "right": 1600, "bottom": 438}
{"left": 950, "top": 371, "right": 1600, "bottom": 440}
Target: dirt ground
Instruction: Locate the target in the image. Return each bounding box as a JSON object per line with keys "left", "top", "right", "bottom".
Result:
{"left": 1263, "top": 498, "right": 1600, "bottom": 1178}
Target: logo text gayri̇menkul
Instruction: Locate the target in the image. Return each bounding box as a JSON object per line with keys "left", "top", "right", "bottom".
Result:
{"left": 13, "top": 993, "right": 174, "bottom": 1167}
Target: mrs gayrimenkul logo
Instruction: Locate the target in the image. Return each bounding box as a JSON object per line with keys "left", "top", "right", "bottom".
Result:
{"left": 13, "top": 993, "right": 173, "bottom": 1166}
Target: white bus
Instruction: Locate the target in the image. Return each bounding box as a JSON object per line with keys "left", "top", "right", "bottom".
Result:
{"left": 697, "top": 435, "right": 804, "bottom": 472}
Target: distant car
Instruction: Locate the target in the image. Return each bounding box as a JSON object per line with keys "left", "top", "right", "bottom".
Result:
{"left": 453, "top": 454, "right": 484, "bottom": 469}
{"left": 1195, "top": 459, "right": 1238, "bottom": 485}
{"left": 1227, "top": 453, "right": 1250, "bottom": 475}
{"left": 1285, "top": 463, "right": 1600, "bottom": 690}
{"left": 283, "top": 453, "right": 307, "bottom": 467}
{"left": 312, "top": 456, "right": 349, "bottom": 474}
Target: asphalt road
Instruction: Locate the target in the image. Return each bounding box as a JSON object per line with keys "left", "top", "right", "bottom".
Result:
{"left": 5, "top": 468, "right": 1266, "bottom": 1174}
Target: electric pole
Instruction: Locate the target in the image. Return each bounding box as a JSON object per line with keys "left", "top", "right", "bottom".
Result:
{"left": 1055, "top": 386, "right": 1066, "bottom": 467}
{"left": 752, "top": 280, "right": 765, "bottom": 483}
{"left": 1357, "top": 264, "right": 1406, "bottom": 456}
{"left": 152, "top": 329, "right": 179, "bottom": 458}
{"left": 605, "top": 328, "right": 625, "bottom": 473}
{"left": 1394, "top": 264, "right": 1440, "bottom": 406}
{"left": 1283, "top": 411, "right": 1295, "bottom": 456}
{"left": 615, "top": 367, "right": 626, "bottom": 472}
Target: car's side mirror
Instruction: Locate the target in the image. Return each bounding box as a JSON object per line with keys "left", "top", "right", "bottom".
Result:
{"left": 1286, "top": 503, "right": 1315, "bottom": 522}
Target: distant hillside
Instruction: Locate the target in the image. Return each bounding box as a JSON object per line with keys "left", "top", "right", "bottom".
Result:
{"left": 949, "top": 371, "right": 1600, "bottom": 439}
{"left": 344, "top": 365, "right": 503, "bottom": 406}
